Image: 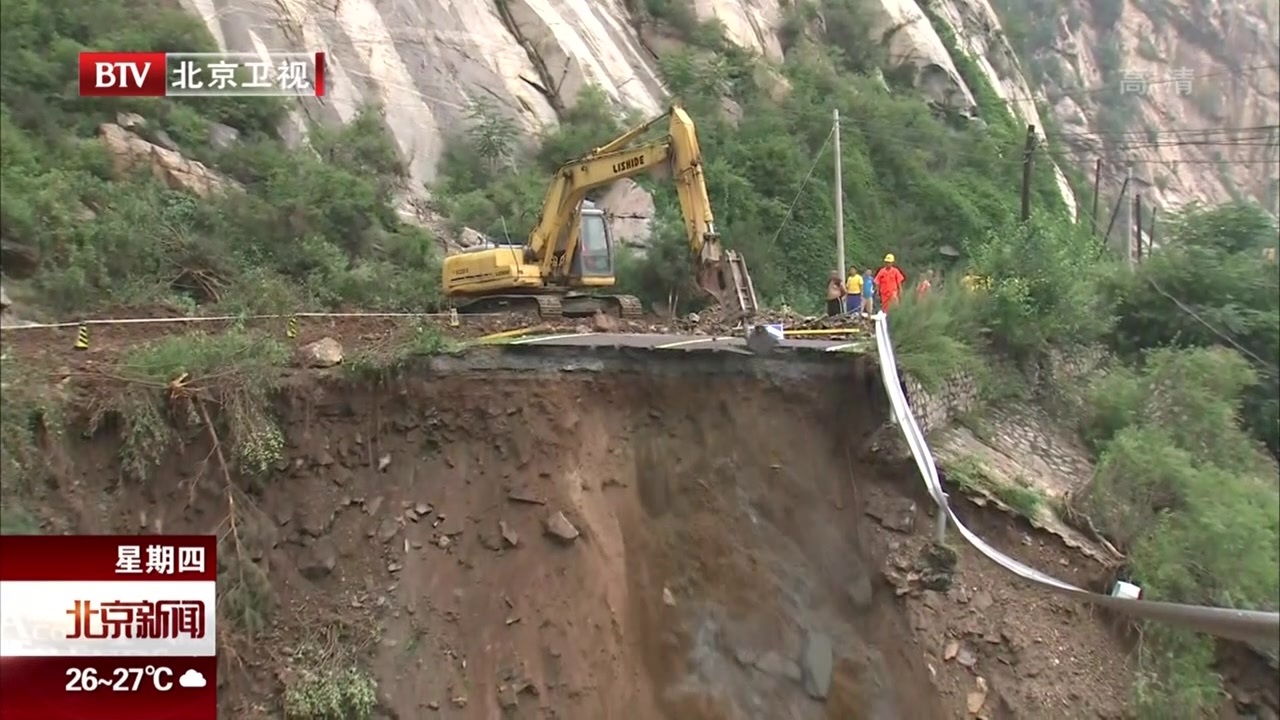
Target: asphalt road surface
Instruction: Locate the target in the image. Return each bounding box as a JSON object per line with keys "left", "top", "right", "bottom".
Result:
{"left": 505, "top": 331, "right": 872, "bottom": 354}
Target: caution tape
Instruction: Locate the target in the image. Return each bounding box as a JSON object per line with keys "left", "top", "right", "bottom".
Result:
{"left": 473, "top": 325, "right": 546, "bottom": 343}
{"left": 782, "top": 327, "right": 864, "bottom": 337}
{"left": 0, "top": 310, "right": 513, "bottom": 332}
{"left": 872, "top": 313, "right": 1280, "bottom": 644}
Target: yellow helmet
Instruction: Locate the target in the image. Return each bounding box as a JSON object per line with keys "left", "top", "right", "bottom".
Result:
{"left": 884, "top": 253, "right": 895, "bottom": 263}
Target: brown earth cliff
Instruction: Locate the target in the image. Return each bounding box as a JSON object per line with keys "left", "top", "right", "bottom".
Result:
{"left": 3, "top": 329, "right": 1145, "bottom": 719}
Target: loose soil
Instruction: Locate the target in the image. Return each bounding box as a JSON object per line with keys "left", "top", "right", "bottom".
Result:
{"left": 3, "top": 328, "right": 1169, "bottom": 719}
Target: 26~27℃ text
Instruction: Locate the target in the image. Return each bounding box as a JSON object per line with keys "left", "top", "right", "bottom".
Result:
{"left": 78, "top": 51, "right": 327, "bottom": 97}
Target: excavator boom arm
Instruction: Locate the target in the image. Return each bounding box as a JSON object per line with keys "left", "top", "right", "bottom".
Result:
{"left": 525, "top": 105, "right": 755, "bottom": 312}
{"left": 528, "top": 141, "right": 673, "bottom": 277}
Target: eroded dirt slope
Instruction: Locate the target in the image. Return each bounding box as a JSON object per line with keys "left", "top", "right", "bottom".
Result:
{"left": 21, "top": 350, "right": 1139, "bottom": 719}
{"left": 40, "top": 356, "right": 951, "bottom": 719}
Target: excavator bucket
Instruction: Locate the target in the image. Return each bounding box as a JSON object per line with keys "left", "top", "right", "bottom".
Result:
{"left": 697, "top": 250, "right": 759, "bottom": 317}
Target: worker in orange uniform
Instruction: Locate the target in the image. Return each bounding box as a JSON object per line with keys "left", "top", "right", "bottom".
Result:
{"left": 874, "top": 254, "right": 906, "bottom": 311}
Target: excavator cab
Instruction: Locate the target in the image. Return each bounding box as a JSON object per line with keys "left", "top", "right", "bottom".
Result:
{"left": 571, "top": 201, "right": 614, "bottom": 279}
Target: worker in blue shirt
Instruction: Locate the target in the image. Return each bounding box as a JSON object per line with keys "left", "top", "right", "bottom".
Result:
{"left": 861, "top": 267, "right": 875, "bottom": 316}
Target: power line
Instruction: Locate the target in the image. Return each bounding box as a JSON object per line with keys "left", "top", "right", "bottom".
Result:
{"left": 1145, "top": 276, "right": 1280, "bottom": 376}
{"left": 965, "top": 62, "right": 1279, "bottom": 112}
{"left": 825, "top": 119, "right": 1277, "bottom": 171}
{"left": 765, "top": 125, "right": 834, "bottom": 253}
{"left": 1055, "top": 124, "right": 1280, "bottom": 140}
{"left": 838, "top": 64, "right": 1278, "bottom": 138}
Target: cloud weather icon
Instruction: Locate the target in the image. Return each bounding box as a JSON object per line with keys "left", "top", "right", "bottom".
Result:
{"left": 178, "top": 669, "right": 207, "bottom": 689}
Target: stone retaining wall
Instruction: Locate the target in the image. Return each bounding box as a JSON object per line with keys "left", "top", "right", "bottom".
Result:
{"left": 899, "top": 344, "right": 1111, "bottom": 436}
{"left": 901, "top": 373, "right": 979, "bottom": 437}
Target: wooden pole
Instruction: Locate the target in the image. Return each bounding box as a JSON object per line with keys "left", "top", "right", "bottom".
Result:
{"left": 1123, "top": 166, "right": 1134, "bottom": 267}
{"left": 1020, "top": 124, "right": 1037, "bottom": 222}
{"left": 1103, "top": 176, "right": 1130, "bottom": 246}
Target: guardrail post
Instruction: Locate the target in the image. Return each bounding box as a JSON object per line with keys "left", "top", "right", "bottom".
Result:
{"left": 934, "top": 495, "right": 949, "bottom": 543}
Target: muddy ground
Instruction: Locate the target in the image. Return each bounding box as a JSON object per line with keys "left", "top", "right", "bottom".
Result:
{"left": 1, "top": 329, "right": 1163, "bottom": 720}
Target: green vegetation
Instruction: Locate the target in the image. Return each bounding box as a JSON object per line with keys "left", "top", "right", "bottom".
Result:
{"left": 103, "top": 330, "right": 290, "bottom": 480}
{"left": 1, "top": 0, "right": 441, "bottom": 318}
{"left": 1106, "top": 203, "right": 1280, "bottom": 456}
{"left": 942, "top": 454, "right": 1046, "bottom": 519}
{"left": 1080, "top": 348, "right": 1278, "bottom": 717}
{"left": 0, "top": 353, "right": 66, "bottom": 533}
{"left": 342, "top": 324, "right": 461, "bottom": 379}
{"left": 281, "top": 632, "right": 379, "bottom": 720}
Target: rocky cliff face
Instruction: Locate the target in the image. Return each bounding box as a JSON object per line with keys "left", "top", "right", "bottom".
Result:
{"left": 1008, "top": 0, "right": 1278, "bottom": 213}
{"left": 179, "top": 0, "right": 1277, "bottom": 224}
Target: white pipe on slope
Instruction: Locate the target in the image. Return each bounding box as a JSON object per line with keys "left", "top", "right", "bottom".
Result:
{"left": 870, "top": 312, "right": 1279, "bottom": 645}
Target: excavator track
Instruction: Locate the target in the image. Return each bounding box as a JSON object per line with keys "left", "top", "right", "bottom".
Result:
{"left": 613, "top": 295, "right": 644, "bottom": 319}
{"left": 534, "top": 295, "right": 563, "bottom": 318}
{"left": 453, "top": 293, "right": 641, "bottom": 320}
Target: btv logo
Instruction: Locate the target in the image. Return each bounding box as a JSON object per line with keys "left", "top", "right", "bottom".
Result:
{"left": 78, "top": 52, "right": 167, "bottom": 97}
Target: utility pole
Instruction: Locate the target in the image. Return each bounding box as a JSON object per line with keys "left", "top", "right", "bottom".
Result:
{"left": 1103, "top": 174, "right": 1130, "bottom": 245}
{"left": 1134, "top": 193, "right": 1143, "bottom": 262}
{"left": 1123, "top": 165, "right": 1134, "bottom": 267}
{"left": 1090, "top": 159, "right": 1102, "bottom": 235}
{"left": 1020, "top": 124, "right": 1037, "bottom": 222}
{"left": 833, "top": 108, "right": 845, "bottom": 280}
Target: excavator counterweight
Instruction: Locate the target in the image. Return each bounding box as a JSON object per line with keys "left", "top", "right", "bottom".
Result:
{"left": 441, "top": 105, "right": 759, "bottom": 320}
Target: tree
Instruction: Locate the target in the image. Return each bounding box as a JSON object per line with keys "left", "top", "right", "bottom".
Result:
{"left": 1107, "top": 202, "right": 1280, "bottom": 455}
{"left": 465, "top": 99, "right": 519, "bottom": 172}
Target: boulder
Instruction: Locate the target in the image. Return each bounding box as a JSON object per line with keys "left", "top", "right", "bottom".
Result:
{"left": 298, "top": 337, "right": 344, "bottom": 368}
{"left": 98, "top": 123, "right": 238, "bottom": 198}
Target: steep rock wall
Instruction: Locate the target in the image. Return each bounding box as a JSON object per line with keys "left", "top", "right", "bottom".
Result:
{"left": 931, "top": 0, "right": 1080, "bottom": 217}
{"left": 179, "top": 0, "right": 1272, "bottom": 214}
{"left": 184, "top": 0, "right": 670, "bottom": 184}
{"left": 179, "top": 0, "right": 1072, "bottom": 195}
{"left": 1030, "top": 0, "right": 1279, "bottom": 211}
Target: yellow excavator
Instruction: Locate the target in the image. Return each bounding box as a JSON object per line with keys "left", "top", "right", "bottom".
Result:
{"left": 441, "top": 105, "right": 759, "bottom": 319}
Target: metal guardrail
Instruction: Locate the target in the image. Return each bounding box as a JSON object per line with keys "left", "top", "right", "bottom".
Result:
{"left": 871, "top": 313, "right": 1280, "bottom": 645}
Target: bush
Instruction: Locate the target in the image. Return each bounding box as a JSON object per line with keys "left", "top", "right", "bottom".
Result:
{"left": 967, "top": 214, "right": 1115, "bottom": 359}
{"left": 1077, "top": 346, "right": 1280, "bottom": 718}
{"left": 1106, "top": 202, "right": 1280, "bottom": 457}
{"left": 885, "top": 278, "right": 985, "bottom": 390}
